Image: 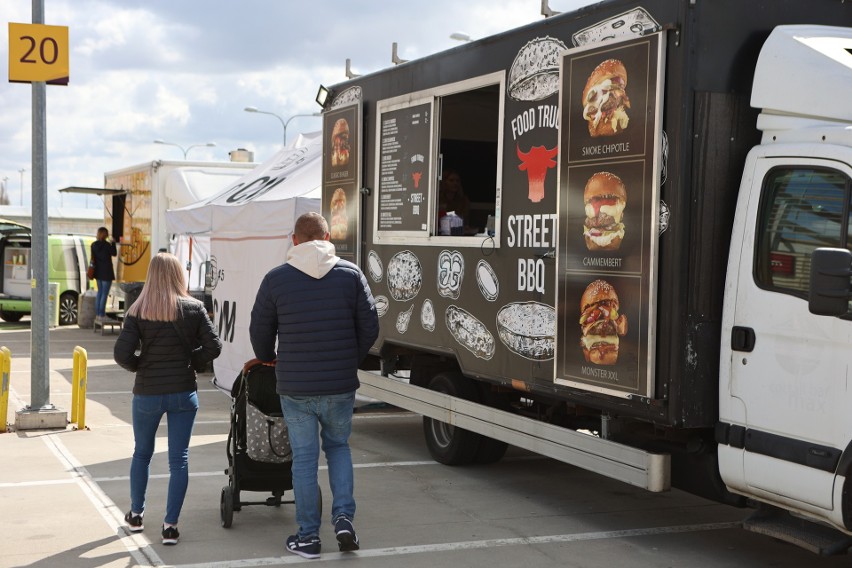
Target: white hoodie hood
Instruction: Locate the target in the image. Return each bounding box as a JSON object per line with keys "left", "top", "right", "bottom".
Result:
{"left": 286, "top": 239, "right": 340, "bottom": 279}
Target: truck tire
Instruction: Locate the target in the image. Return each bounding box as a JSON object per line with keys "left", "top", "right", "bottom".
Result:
{"left": 59, "top": 292, "right": 79, "bottom": 326}
{"left": 0, "top": 311, "right": 23, "bottom": 323}
{"left": 423, "top": 372, "right": 482, "bottom": 465}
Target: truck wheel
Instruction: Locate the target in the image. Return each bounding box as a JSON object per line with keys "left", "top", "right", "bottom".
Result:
{"left": 423, "top": 372, "right": 482, "bottom": 465}
{"left": 58, "top": 292, "right": 79, "bottom": 325}
{"left": 0, "top": 311, "right": 23, "bottom": 323}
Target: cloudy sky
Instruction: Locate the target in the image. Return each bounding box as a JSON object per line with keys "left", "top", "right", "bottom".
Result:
{"left": 1, "top": 0, "right": 591, "bottom": 210}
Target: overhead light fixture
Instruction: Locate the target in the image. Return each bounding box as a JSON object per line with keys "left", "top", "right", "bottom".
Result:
{"left": 315, "top": 85, "right": 331, "bottom": 108}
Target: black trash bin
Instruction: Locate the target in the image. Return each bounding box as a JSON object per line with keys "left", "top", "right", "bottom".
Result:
{"left": 120, "top": 281, "right": 144, "bottom": 312}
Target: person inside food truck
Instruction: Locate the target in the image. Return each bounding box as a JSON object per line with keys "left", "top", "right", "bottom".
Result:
{"left": 437, "top": 168, "right": 473, "bottom": 235}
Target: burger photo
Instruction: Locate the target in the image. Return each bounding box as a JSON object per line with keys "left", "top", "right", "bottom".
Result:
{"left": 581, "top": 58, "right": 630, "bottom": 137}
{"left": 330, "top": 188, "right": 348, "bottom": 239}
{"left": 579, "top": 279, "right": 628, "bottom": 366}
{"left": 582, "top": 171, "right": 626, "bottom": 251}
{"left": 331, "top": 118, "right": 350, "bottom": 167}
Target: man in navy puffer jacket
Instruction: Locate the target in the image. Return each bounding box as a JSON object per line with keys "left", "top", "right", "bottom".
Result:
{"left": 250, "top": 212, "right": 378, "bottom": 559}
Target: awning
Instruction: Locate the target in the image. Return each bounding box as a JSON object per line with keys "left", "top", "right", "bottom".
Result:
{"left": 58, "top": 186, "right": 127, "bottom": 196}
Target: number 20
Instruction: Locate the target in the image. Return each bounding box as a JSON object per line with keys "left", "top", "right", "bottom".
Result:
{"left": 19, "top": 35, "right": 59, "bottom": 65}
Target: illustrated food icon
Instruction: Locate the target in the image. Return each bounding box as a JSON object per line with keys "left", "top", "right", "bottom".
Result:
{"left": 475, "top": 260, "right": 499, "bottom": 302}
{"left": 331, "top": 118, "right": 350, "bottom": 167}
{"left": 583, "top": 171, "right": 626, "bottom": 251}
{"left": 330, "top": 188, "right": 348, "bottom": 240}
{"left": 367, "top": 250, "right": 383, "bottom": 282}
{"left": 387, "top": 250, "right": 422, "bottom": 301}
{"left": 496, "top": 301, "right": 555, "bottom": 361}
{"left": 374, "top": 295, "right": 389, "bottom": 317}
{"left": 446, "top": 305, "right": 495, "bottom": 360}
{"left": 507, "top": 36, "right": 569, "bottom": 102}
{"left": 582, "top": 59, "right": 630, "bottom": 137}
{"left": 579, "top": 279, "right": 628, "bottom": 365}
{"left": 396, "top": 304, "right": 414, "bottom": 334}
{"left": 437, "top": 250, "right": 464, "bottom": 300}
{"left": 421, "top": 299, "right": 436, "bottom": 332}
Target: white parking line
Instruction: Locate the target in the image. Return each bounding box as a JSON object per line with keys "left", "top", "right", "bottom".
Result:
{"left": 41, "top": 432, "right": 165, "bottom": 567}
{"left": 170, "top": 521, "right": 742, "bottom": 567}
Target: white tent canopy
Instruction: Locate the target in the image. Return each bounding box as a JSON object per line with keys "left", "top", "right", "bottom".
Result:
{"left": 166, "top": 132, "right": 322, "bottom": 236}
{"left": 166, "top": 132, "right": 322, "bottom": 392}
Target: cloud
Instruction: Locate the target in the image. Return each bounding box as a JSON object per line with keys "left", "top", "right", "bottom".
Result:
{"left": 1, "top": 0, "right": 590, "bottom": 209}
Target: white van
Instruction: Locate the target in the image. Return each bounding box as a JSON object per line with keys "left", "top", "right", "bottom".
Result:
{"left": 0, "top": 223, "right": 96, "bottom": 325}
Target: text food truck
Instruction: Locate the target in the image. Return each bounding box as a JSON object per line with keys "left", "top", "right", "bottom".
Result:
{"left": 317, "top": 0, "right": 852, "bottom": 554}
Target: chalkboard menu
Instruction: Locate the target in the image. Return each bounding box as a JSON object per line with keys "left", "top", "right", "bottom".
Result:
{"left": 377, "top": 102, "right": 432, "bottom": 234}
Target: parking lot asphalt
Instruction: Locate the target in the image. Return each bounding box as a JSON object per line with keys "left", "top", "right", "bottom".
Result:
{"left": 2, "top": 321, "right": 852, "bottom": 568}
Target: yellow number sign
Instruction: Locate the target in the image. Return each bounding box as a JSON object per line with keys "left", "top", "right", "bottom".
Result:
{"left": 8, "top": 23, "right": 69, "bottom": 85}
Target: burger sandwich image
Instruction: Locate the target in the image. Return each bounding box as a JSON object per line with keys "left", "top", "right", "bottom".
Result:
{"left": 579, "top": 279, "right": 628, "bottom": 365}
{"left": 331, "top": 118, "right": 350, "bottom": 167}
{"left": 583, "top": 171, "right": 626, "bottom": 251}
{"left": 330, "top": 188, "right": 348, "bottom": 239}
{"left": 582, "top": 59, "right": 630, "bottom": 137}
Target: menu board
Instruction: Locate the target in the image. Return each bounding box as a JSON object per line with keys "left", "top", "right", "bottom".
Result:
{"left": 377, "top": 102, "right": 432, "bottom": 234}
{"left": 322, "top": 103, "right": 361, "bottom": 262}
{"left": 555, "top": 33, "right": 664, "bottom": 398}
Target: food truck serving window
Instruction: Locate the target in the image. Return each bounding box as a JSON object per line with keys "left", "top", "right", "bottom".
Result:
{"left": 373, "top": 72, "right": 504, "bottom": 246}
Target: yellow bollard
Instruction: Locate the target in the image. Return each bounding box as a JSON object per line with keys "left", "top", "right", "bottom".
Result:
{"left": 71, "top": 346, "right": 88, "bottom": 430}
{"left": 0, "top": 347, "right": 10, "bottom": 433}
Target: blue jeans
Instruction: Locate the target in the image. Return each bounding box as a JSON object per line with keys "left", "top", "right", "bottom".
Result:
{"left": 130, "top": 391, "right": 198, "bottom": 525}
{"left": 95, "top": 279, "right": 110, "bottom": 317}
{"left": 280, "top": 391, "right": 356, "bottom": 539}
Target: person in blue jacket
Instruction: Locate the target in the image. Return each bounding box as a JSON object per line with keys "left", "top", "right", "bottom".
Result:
{"left": 249, "top": 212, "right": 379, "bottom": 559}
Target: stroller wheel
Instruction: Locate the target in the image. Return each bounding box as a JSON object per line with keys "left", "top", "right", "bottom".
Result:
{"left": 221, "top": 485, "right": 235, "bottom": 528}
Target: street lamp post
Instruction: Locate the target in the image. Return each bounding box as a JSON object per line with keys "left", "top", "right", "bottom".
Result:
{"left": 153, "top": 139, "right": 217, "bottom": 159}
{"left": 244, "top": 107, "right": 321, "bottom": 146}
{"left": 18, "top": 168, "right": 25, "bottom": 206}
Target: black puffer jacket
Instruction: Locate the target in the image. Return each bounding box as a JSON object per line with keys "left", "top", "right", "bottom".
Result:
{"left": 90, "top": 239, "right": 117, "bottom": 281}
{"left": 114, "top": 298, "right": 222, "bottom": 395}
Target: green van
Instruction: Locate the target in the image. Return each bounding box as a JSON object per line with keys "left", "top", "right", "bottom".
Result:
{"left": 0, "top": 221, "right": 96, "bottom": 325}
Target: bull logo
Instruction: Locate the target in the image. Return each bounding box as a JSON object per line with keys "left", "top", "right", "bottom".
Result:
{"left": 517, "top": 144, "right": 558, "bottom": 203}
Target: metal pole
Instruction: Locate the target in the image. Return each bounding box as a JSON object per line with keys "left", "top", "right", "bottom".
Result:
{"left": 18, "top": 168, "right": 25, "bottom": 206}
{"left": 29, "top": 0, "right": 52, "bottom": 412}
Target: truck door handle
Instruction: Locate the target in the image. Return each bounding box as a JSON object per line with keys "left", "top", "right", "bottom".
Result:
{"left": 731, "top": 326, "right": 756, "bottom": 352}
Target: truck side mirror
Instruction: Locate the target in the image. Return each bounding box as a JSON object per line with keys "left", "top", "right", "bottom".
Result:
{"left": 808, "top": 247, "right": 852, "bottom": 316}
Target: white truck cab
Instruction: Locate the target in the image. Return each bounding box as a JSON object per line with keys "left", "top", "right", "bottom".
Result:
{"left": 719, "top": 25, "right": 852, "bottom": 540}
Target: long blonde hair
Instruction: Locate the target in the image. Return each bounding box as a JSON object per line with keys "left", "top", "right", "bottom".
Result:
{"left": 126, "top": 253, "right": 190, "bottom": 321}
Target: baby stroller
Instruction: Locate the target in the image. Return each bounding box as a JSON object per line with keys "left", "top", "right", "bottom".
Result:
{"left": 220, "top": 360, "right": 295, "bottom": 528}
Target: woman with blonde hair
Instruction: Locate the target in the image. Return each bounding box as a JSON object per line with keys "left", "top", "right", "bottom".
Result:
{"left": 114, "top": 253, "right": 221, "bottom": 545}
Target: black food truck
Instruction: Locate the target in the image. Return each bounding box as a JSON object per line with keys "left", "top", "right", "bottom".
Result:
{"left": 317, "top": 0, "right": 852, "bottom": 553}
